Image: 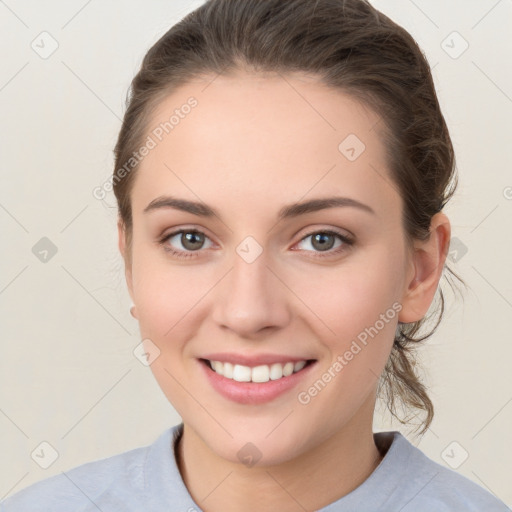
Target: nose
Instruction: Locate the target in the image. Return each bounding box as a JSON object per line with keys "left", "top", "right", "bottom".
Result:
{"left": 211, "top": 249, "right": 292, "bottom": 339}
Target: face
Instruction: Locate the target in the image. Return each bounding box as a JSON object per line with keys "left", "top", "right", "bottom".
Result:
{"left": 121, "top": 71, "right": 420, "bottom": 465}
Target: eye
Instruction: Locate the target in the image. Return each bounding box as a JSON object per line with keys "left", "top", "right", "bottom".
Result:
{"left": 294, "top": 229, "right": 353, "bottom": 257}
{"left": 159, "top": 229, "right": 214, "bottom": 259}
{"left": 159, "top": 228, "right": 354, "bottom": 260}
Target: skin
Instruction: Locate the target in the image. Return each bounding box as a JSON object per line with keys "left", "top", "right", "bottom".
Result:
{"left": 118, "top": 70, "right": 450, "bottom": 511}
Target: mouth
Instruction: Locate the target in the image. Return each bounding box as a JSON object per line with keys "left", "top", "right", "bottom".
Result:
{"left": 198, "top": 357, "right": 317, "bottom": 404}
{"left": 201, "top": 358, "right": 315, "bottom": 383}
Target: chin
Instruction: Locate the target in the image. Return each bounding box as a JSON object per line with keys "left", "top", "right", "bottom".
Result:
{"left": 216, "top": 434, "right": 307, "bottom": 468}
{"left": 187, "top": 413, "right": 318, "bottom": 467}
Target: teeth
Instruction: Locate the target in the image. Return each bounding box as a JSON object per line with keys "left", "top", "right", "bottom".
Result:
{"left": 251, "top": 365, "right": 270, "bottom": 383}
{"left": 223, "top": 362, "right": 234, "bottom": 379}
{"left": 294, "top": 361, "right": 306, "bottom": 372}
{"left": 208, "top": 360, "right": 309, "bottom": 383}
{"left": 233, "top": 364, "right": 251, "bottom": 382}
{"left": 211, "top": 361, "right": 224, "bottom": 375}
{"left": 269, "top": 363, "right": 282, "bottom": 380}
{"left": 282, "top": 362, "right": 294, "bottom": 377}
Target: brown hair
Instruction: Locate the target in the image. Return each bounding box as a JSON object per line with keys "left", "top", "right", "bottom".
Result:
{"left": 113, "top": 0, "right": 465, "bottom": 435}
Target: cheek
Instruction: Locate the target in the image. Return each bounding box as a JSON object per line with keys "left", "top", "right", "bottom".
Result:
{"left": 130, "top": 246, "right": 214, "bottom": 348}
{"left": 293, "top": 251, "right": 404, "bottom": 342}
{"left": 292, "top": 254, "right": 403, "bottom": 419}
{"left": 135, "top": 274, "right": 191, "bottom": 335}
{"left": 133, "top": 273, "right": 173, "bottom": 336}
{"left": 289, "top": 250, "right": 406, "bottom": 406}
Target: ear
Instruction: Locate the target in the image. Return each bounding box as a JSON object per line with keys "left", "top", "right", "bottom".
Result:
{"left": 398, "top": 212, "right": 451, "bottom": 323}
{"left": 117, "top": 220, "right": 135, "bottom": 302}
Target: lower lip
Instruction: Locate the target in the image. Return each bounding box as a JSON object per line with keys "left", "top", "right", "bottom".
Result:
{"left": 198, "top": 359, "right": 316, "bottom": 405}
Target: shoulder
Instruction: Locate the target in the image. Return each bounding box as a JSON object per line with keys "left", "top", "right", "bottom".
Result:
{"left": 0, "top": 429, "right": 174, "bottom": 512}
{"left": 383, "top": 432, "right": 510, "bottom": 511}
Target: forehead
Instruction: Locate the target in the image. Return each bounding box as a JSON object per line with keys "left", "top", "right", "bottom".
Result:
{"left": 148, "top": 70, "right": 384, "bottom": 154}
{"left": 132, "top": 71, "right": 397, "bottom": 218}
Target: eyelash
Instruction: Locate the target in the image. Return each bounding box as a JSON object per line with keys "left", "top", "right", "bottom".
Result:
{"left": 158, "top": 228, "right": 354, "bottom": 260}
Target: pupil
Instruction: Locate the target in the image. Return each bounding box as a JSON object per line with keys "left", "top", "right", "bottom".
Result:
{"left": 183, "top": 232, "right": 204, "bottom": 250}
{"left": 313, "top": 233, "right": 334, "bottom": 251}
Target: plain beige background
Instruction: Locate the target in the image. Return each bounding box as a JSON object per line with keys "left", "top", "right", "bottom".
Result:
{"left": 0, "top": 0, "right": 511, "bottom": 506}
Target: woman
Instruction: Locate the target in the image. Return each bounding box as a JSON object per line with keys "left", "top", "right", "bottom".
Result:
{"left": 2, "top": 0, "right": 509, "bottom": 510}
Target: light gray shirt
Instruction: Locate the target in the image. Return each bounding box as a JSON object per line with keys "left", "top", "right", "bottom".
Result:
{"left": 2, "top": 423, "right": 509, "bottom": 511}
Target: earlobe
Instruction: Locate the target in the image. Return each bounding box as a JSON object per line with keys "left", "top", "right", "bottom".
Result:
{"left": 398, "top": 213, "right": 451, "bottom": 324}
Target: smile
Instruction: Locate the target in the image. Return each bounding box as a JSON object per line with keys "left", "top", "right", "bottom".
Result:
{"left": 206, "top": 359, "right": 309, "bottom": 383}
{"left": 199, "top": 357, "right": 317, "bottom": 404}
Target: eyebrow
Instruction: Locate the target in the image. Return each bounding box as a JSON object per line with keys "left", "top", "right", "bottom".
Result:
{"left": 143, "top": 195, "right": 375, "bottom": 220}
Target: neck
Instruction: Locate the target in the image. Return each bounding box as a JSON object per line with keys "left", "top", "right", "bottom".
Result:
{"left": 176, "top": 396, "right": 383, "bottom": 512}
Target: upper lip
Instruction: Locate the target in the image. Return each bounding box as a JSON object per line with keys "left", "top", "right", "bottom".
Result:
{"left": 200, "top": 352, "right": 316, "bottom": 367}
